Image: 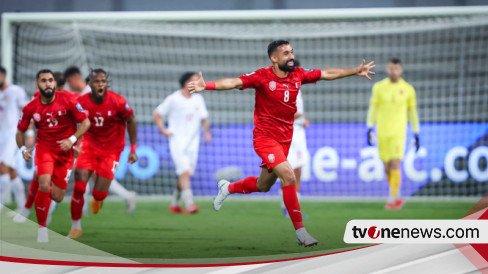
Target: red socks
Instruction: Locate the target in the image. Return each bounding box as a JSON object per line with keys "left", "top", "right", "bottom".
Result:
{"left": 228, "top": 176, "right": 259, "bottom": 194}
{"left": 282, "top": 185, "right": 304, "bottom": 230}
{"left": 70, "top": 180, "right": 87, "bottom": 221}
{"left": 25, "top": 178, "right": 39, "bottom": 209}
{"left": 34, "top": 190, "right": 51, "bottom": 227}
{"left": 92, "top": 189, "right": 108, "bottom": 201}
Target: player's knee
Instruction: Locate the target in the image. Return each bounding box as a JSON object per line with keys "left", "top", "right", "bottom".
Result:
{"left": 38, "top": 183, "right": 50, "bottom": 192}
{"left": 282, "top": 173, "right": 297, "bottom": 186}
{"left": 51, "top": 193, "right": 63, "bottom": 203}
{"left": 74, "top": 170, "right": 89, "bottom": 182}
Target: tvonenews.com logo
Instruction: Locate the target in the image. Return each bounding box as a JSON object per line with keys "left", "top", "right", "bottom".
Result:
{"left": 344, "top": 220, "right": 488, "bottom": 244}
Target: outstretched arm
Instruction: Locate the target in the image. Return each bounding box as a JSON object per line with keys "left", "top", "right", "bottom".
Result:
{"left": 188, "top": 72, "right": 243, "bottom": 93}
{"left": 321, "top": 59, "right": 375, "bottom": 81}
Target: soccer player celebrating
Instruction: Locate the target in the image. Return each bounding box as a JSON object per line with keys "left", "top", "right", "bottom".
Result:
{"left": 67, "top": 69, "right": 137, "bottom": 239}
{"left": 367, "top": 58, "right": 420, "bottom": 210}
{"left": 0, "top": 66, "right": 27, "bottom": 213}
{"left": 65, "top": 66, "right": 137, "bottom": 213}
{"left": 17, "top": 69, "right": 90, "bottom": 242}
{"left": 153, "top": 72, "right": 211, "bottom": 214}
{"left": 188, "top": 40, "right": 375, "bottom": 246}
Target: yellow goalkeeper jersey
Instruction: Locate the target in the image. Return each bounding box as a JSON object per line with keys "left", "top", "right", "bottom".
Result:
{"left": 367, "top": 77, "right": 419, "bottom": 137}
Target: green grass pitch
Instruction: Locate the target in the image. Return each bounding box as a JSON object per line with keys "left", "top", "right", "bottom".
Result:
{"left": 28, "top": 199, "right": 474, "bottom": 262}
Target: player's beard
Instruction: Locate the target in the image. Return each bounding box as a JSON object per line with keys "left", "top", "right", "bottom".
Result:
{"left": 39, "top": 87, "right": 55, "bottom": 98}
{"left": 278, "top": 59, "right": 295, "bottom": 72}
{"left": 92, "top": 88, "right": 107, "bottom": 103}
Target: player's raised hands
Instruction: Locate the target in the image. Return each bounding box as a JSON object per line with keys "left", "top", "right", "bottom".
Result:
{"left": 356, "top": 59, "right": 376, "bottom": 80}
{"left": 188, "top": 72, "right": 206, "bottom": 94}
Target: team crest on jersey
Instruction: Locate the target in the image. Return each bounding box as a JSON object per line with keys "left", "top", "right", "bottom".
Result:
{"left": 269, "top": 81, "right": 276, "bottom": 91}
{"left": 125, "top": 103, "right": 131, "bottom": 110}
{"left": 268, "top": 153, "right": 275, "bottom": 163}
{"left": 399, "top": 89, "right": 404, "bottom": 95}
{"left": 33, "top": 113, "right": 41, "bottom": 122}
{"left": 108, "top": 110, "right": 112, "bottom": 116}
{"left": 76, "top": 102, "right": 84, "bottom": 112}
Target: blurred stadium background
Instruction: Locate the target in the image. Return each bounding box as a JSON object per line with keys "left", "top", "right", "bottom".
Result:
{"left": 1, "top": 1, "right": 487, "bottom": 200}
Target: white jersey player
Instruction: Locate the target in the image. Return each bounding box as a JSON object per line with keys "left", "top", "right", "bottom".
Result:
{"left": 0, "top": 66, "right": 27, "bottom": 212}
{"left": 282, "top": 90, "right": 310, "bottom": 217}
{"left": 153, "top": 72, "right": 211, "bottom": 214}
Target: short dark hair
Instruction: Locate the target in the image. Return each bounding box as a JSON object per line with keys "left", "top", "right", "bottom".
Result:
{"left": 53, "top": 71, "right": 65, "bottom": 86}
{"left": 179, "top": 71, "right": 196, "bottom": 88}
{"left": 0, "top": 66, "right": 6, "bottom": 75}
{"left": 88, "top": 68, "right": 108, "bottom": 82}
{"left": 64, "top": 66, "right": 82, "bottom": 79}
{"left": 389, "top": 58, "right": 402, "bottom": 64}
{"left": 36, "top": 69, "right": 55, "bottom": 80}
{"left": 267, "top": 40, "right": 290, "bottom": 58}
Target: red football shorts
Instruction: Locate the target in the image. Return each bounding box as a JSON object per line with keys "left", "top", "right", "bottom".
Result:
{"left": 75, "top": 147, "right": 121, "bottom": 180}
{"left": 253, "top": 136, "right": 291, "bottom": 172}
{"left": 35, "top": 144, "right": 74, "bottom": 190}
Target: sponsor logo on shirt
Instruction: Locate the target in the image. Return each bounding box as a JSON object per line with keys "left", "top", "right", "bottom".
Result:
{"left": 268, "top": 153, "right": 275, "bottom": 163}
{"left": 58, "top": 109, "right": 67, "bottom": 116}
{"left": 76, "top": 102, "right": 84, "bottom": 112}
{"left": 269, "top": 81, "right": 276, "bottom": 91}
{"left": 33, "top": 113, "right": 41, "bottom": 122}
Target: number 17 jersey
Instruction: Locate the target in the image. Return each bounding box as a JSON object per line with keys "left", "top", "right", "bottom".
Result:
{"left": 77, "top": 91, "right": 133, "bottom": 154}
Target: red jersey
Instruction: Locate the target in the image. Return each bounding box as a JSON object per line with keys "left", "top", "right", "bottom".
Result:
{"left": 17, "top": 91, "right": 87, "bottom": 153}
{"left": 77, "top": 90, "right": 133, "bottom": 154}
{"left": 239, "top": 66, "right": 321, "bottom": 143}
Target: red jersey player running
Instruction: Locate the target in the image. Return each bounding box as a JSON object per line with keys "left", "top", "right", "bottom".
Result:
{"left": 16, "top": 69, "right": 90, "bottom": 242}
{"left": 188, "top": 40, "right": 375, "bottom": 247}
{"left": 67, "top": 69, "right": 138, "bottom": 239}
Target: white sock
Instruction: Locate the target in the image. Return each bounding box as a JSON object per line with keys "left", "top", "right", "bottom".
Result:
{"left": 20, "top": 207, "right": 30, "bottom": 217}
{"left": 48, "top": 200, "right": 57, "bottom": 215}
{"left": 72, "top": 219, "right": 81, "bottom": 230}
{"left": 170, "top": 189, "right": 180, "bottom": 207}
{"left": 83, "top": 183, "right": 90, "bottom": 213}
{"left": 279, "top": 188, "right": 286, "bottom": 210}
{"left": 46, "top": 200, "right": 57, "bottom": 226}
{"left": 0, "top": 174, "right": 11, "bottom": 205}
{"left": 11, "top": 177, "right": 26, "bottom": 209}
{"left": 181, "top": 189, "right": 194, "bottom": 209}
{"left": 109, "top": 179, "right": 131, "bottom": 200}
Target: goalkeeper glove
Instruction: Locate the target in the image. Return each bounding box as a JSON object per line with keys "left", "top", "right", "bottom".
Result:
{"left": 367, "top": 128, "right": 374, "bottom": 146}
{"left": 414, "top": 133, "right": 420, "bottom": 152}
